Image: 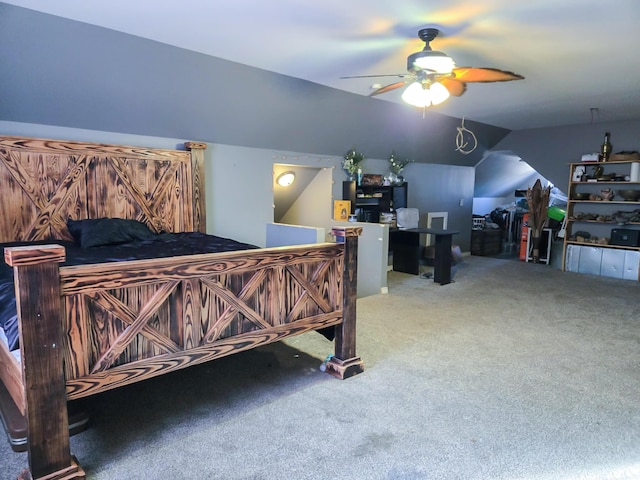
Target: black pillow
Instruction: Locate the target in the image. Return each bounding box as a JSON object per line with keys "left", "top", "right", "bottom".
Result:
{"left": 67, "top": 218, "right": 156, "bottom": 248}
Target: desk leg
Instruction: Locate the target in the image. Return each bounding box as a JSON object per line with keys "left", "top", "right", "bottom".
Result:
{"left": 390, "top": 231, "right": 420, "bottom": 275}
{"left": 433, "top": 234, "right": 453, "bottom": 285}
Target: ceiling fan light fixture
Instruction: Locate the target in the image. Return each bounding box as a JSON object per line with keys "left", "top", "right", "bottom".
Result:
{"left": 401, "top": 81, "right": 450, "bottom": 108}
{"left": 401, "top": 82, "right": 431, "bottom": 107}
{"left": 428, "top": 81, "right": 451, "bottom": 105}
{"left": 407, "top": 50, "right": 455, "bottom": 74}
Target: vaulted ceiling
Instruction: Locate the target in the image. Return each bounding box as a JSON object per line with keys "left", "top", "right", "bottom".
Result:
{"left": 4, "top": 0, "right": 640, "bottom": 131}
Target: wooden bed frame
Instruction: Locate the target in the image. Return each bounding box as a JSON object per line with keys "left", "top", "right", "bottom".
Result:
{"left": 0, "top": 135, "right": 363, "bottom": 480}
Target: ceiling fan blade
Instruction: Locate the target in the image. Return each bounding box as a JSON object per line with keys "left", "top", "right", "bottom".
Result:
{"left": 438, "top": 77, "right": 466, "bottom": 97}
{"left": 369, "top": 81, "right": 408, "bottom": 97}
{"left": 340, "top": 73, "right": 411, "bottom": 79}
{"left": 452, "top": 67, "right": 524, "bottom": 83}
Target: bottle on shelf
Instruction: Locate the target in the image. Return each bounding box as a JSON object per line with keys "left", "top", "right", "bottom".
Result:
{"left": 599, "top": 132, "right": 612, "bottom": 162}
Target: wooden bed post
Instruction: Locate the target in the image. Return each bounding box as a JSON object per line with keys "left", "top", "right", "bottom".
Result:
{"left": 4, "top": 245, "right": 85, "bottom": 480}
{"left": 184, "top": 141, "right": 207, "bottom": 233}
{"left": 326, "top": 226, "right": 364, "bottom": 379}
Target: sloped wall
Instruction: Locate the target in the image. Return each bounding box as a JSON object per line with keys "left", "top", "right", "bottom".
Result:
{"left": 496, "top": 120, "right": 640, "bottom": 191}
{"left": 0, "top": 3, "right": 509, "bottom": 167}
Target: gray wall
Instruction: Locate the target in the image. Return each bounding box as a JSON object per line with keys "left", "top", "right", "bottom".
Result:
{"left": 0, "top": 3, "right": 508, "bottom": 166}
{"left": 496, "top": 120, "right": 640, "bottom": 192}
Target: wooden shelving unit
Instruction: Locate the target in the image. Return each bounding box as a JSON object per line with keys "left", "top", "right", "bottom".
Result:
{"left": 562, "top": 160, "right": 640, "bottom": 279}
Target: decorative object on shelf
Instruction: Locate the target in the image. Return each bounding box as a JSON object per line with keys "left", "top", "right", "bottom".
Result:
{"left": 599, "top": 132, "right": 612, "bottom": 162}
{"left": 361, "top": 174, "right": 383, "bottom": 186}
{"left": 612, "top": 211, "right": 639, "bottom": 224}
{"left": 570, "top": 230, "right": 610, "bottom": 245}
{"left": 572, "top": 165, "right": 586, "bottom": 182}
{"left": 617, "top": 189, "right": 640, "bottom": 201}
{"left": 600, "top": 188, "right": 615, "bottom": 201}
{"left": 343, "top": 147, "right": 365, "bottom": 180}
{"left": 387, "top": 152, "right": 413, "bottom": 185}
{"left": 591, "top": 164, "right": 604, "bottom": 179}
{"left": 388, "top": 151, "right": 413, "bottom": 174}
{"left": 384, "top": 172, "right": 402, "bottom": 186}
{"left": 525, "top": 179, "right": 551, "bottom": 263}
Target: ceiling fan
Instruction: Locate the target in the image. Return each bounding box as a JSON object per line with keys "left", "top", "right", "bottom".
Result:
{"left": 342, "top": 28, "right": 524, "bottom": 108}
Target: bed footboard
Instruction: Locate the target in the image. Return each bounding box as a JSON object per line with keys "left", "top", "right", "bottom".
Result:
{"left": 5, "top": 245, "right": 86, "bottom": 480}
{"left": 325, "top": 227, "right": 364, "bottom": 379}
{"left": 6, "top": 227, "right": 361, "bottom": 479}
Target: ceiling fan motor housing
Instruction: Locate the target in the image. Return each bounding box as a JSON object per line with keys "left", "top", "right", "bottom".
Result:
{"left": 407, "top": 28, "right": 455, "bottom": 74}
{"left": 407, "top": 50, "right": 455, "bottom": 74}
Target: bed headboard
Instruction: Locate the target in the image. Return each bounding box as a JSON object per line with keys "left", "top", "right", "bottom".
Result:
{"left": 0, "top": 136, "right": 206, "bottom": 242}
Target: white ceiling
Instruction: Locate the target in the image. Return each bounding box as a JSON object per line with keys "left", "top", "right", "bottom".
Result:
{"left": 5, "top": 0, "right": 640, "bottom": 130}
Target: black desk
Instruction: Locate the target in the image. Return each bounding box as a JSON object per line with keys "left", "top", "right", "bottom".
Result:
{"left": 389, "top": 228, "right": 459, "bottom": 285}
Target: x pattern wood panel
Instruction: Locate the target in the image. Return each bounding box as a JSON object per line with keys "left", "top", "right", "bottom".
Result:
{"left": 81, "top": 260, "right": 338, "bottom": 373}
{"left": 0, "top": 143, "right": 192, "bottom": 242}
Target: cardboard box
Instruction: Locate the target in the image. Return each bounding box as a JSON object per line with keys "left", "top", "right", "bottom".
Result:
{"left": 609, "top": 153, "right": 640, "bottom": 162}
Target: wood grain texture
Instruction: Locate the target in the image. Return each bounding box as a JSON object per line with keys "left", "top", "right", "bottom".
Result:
{"left": 14, "top": 261, "right": 72, "bottom": 479}
{"left": 330, "top": 226, "right": 364, "bottom": 377}
{"left": 0, "top": 136, "right": 194, "bottom": 242}
{"left": 1, "top": 135, "right": 363, "bottom": 479}
{"left": 184, "top": 142, "right": 206, "bottom": 233}
{"left": 5, "top": 244, "right": 66, "bottom": 267}
{"left": 57, "top": 243, "right": 345, "bottom": 393}
{"left": 58, "top": 243, "right": 344, "bottom": 294}
{"left": 66, "top": 312, "right": 342, "bottom": 399}
{"left": 0, "top": 340, "right": 24, "bottom": 414}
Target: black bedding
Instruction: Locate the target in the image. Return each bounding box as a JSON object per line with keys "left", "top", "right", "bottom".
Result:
{"left": 0, "top": 231, "right": 258, "bottom": 352}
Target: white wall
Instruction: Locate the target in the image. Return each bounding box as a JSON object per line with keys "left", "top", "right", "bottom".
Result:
{"left": 205, "top": 144, "right": 350, "bottom": 247}
{"left": 206, "top": 143, "right": 276, "bottom": 246}
{"left": 280, "top": 168, "right": 333, "bottom": 234}
{"left": 266, "top": 223, "right": 324, "bottom": 247}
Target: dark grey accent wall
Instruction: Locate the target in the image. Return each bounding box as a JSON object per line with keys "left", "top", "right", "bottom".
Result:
{"left": 408, "top": 164, "right": 475, "bottom": 251}
{"left": 0, "top": 3, "right": 509, "bottom": 167}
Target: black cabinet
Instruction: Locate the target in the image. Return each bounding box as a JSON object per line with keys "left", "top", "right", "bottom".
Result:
{"left": 342, "top": 181, "right": 408, "bottom": 223}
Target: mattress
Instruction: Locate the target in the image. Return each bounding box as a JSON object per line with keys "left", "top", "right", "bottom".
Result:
{"left": 0, "top": 327, "right": 20, "bottom": 364}
{"left": 0, "top": 231, "right": 258, "bottom": 352}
